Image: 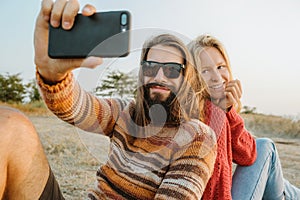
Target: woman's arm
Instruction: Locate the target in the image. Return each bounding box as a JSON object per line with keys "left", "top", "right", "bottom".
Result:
{"left": 226, "top": 107, "right": 256, "bottom": 165}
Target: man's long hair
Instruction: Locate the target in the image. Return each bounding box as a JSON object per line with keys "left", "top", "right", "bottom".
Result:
{"left": 130, "top": 34, "right": 207, "bottom": 128}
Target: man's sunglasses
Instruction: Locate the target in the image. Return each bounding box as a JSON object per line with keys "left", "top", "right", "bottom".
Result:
{"left": 141, "top": 60, "right": 185, "bottom": 79}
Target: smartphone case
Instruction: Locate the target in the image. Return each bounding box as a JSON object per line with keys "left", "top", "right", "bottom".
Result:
{"left": 48, "top": 11, "right": 131, "bottom": 58}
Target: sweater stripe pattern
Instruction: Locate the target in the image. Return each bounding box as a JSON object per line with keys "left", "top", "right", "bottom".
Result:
{"left": 37, "top": 72, "right": 217, "bottom": 200}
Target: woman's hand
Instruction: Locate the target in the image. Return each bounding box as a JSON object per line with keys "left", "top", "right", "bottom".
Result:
{"left": 216, "top": 79, "right": 242, "bottom": 111}
{"left": 34, "top": 0, "right": 103, "bottom": 84}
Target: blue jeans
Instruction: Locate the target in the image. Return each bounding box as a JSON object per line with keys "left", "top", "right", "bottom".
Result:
{"left": 232, "top": 138, "right": 300, "bottom": 200}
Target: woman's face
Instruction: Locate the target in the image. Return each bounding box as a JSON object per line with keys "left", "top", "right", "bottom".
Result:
{"left": 199, "top": 47, "right": 230, "bottom": 100}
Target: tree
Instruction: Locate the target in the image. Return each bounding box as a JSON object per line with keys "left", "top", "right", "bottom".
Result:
{"left": 94, "top": 70, "right": 137, "bottom": 98}
{"left": 241, "top": 105, "right": 257, "bottom": 114}
{"left": 0, "top": 73, "right": 26, "bottom": 103}
{"left": 25, "top": 79, "right": 42, "bottom": 102}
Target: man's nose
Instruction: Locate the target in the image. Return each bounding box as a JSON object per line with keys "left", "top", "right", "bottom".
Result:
{"left": 154, "top": 67, "right": 166, "bottom": 81}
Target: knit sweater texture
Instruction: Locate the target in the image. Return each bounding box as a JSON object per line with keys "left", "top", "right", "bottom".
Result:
{"left": 37, "top": 72, "right": 217, "bottom": 200}
{"left": 201, "top": 100, "right": 257, "bottom": 200}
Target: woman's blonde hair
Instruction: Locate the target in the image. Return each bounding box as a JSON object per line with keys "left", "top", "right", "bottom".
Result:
{"left": 188, "top": 34, "right": 242, "bottom": 112}
{"left": 131, "top": 33, "right": 208, "bottom": 126}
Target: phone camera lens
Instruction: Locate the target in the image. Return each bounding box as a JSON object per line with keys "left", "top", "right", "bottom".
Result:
{"left": 121, "top": 13, "right": 127, "bottom": 25}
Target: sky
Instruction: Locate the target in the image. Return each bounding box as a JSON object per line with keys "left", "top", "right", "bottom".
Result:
{"left": 1, "top": 0, "right": 300, "bottom": 118}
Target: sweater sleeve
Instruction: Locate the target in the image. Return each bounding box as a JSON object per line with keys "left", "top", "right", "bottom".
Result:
{"left": 154, "top": 121, "right": 217, "bottom": 200}
{"left": 36, "top": 71, "right": 129, "bottom": 135}
{"left": 226, "top": 108, "right": 256, "bottom": 165}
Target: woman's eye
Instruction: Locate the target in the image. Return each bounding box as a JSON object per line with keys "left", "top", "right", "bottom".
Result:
{"left": 217, "top": 65, "right": 226, "bottom": 70}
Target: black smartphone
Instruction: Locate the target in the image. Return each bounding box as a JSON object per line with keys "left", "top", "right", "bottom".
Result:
{"left": 48, "top": 10, "right": 131, "bottom": 58}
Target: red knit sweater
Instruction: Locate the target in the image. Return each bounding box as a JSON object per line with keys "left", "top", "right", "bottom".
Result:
{"left": 201, "top": 100, "right": 257, "bottom": 200}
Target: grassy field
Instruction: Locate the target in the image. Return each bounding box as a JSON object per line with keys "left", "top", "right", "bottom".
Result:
{"left": 0, "top": 101, "right": 50, "bottom": 116}
{"left": 241, "top": 113, "right": 300, "bottom": 138}
{"left": 2, "top": 101, "right": 300, "bottom": 199}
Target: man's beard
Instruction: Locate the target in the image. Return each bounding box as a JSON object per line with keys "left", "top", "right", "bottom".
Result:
{"left": 144, "top": 83, "right": 179, "bottom": 126}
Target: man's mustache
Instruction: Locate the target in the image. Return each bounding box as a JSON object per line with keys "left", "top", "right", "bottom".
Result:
{"left": 144, "top": 83, "right": 176, "bottom": 92}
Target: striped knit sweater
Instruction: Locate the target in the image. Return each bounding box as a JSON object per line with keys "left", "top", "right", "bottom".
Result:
{"left": 37, "top": 72, "right": 217, "bottom": 200}
{"left": 201, "top": 100, "right": 257, "bottom": 200}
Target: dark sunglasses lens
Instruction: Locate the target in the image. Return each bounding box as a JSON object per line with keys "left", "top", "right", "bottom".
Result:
{"left": 163, "top": 64, "right": 181, "bottom": 78}
{"left": 142, "top": 62, "right": 159, "bottom": 77}
{"left": 142, "top": 61, "right": 183, "bottom": 78}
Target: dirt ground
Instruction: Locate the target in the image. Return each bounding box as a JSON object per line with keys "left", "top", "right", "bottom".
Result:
{"left": 29, "top": 115, "right": 300, "bottom": 200}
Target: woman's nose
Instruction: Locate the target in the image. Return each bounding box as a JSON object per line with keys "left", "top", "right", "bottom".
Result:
{"left": 210, "top": 70, "right": 222, "bottom": 82}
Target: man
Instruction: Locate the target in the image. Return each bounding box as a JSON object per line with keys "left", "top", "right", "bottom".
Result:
{"left": 0, "top": 0, "right": 217, "bottom": 199}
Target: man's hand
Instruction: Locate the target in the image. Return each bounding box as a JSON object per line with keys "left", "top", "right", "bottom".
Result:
{"left": 216, "top": 79, "right": 242, "bottom": 111}
{"left": 34, "top": 0, "right": 103, "bottom": 84}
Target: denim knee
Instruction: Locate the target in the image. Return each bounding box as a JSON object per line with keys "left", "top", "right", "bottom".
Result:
{"left": 256, "top": 138, "right": 276, "bottom": 154}
{"left": 257, "top": 138, "right": 283, "bottom": 174}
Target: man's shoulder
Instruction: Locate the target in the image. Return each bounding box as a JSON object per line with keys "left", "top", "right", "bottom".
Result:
{"left": 183, "top": 118, "right": 212, "bottom": 130}
{"left": 181, "top": 119, "right": 216, "bottom": 140}
{"left": 172, "top": 119, "right": 216, "bottom": 151}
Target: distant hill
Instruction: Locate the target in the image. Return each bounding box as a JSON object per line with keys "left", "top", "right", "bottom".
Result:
{"left": 242, "top": 113, "right": 300, "bottom": 138}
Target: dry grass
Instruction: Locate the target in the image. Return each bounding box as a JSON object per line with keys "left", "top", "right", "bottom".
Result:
{"left": 242, "top": 113, "right": 300, "bottom": 138}
{"left": 3, "top": 101, "right": 299, "bottom": 138}
{"left": 0, "top": 101, "right": 51, "bottom": 116}
{"left": 30, "top": 116, "right": 109, "bottom": 199}
{"left": 2, "top": 102, "right": 300, "bottom": 198}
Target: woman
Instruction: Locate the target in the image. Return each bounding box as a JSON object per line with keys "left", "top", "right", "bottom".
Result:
{"left": 188, "top": 34, "right": 300, "bottom": 200}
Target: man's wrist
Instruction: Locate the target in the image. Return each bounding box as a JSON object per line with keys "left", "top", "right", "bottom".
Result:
{"left": 36, "top": 67, "right": 68, "bottom": 85}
